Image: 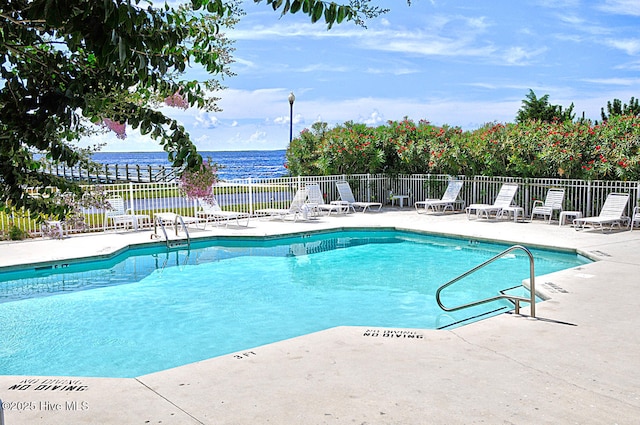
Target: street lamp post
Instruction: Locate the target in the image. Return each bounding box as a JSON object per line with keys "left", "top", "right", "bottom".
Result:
{"left": 288, "top": 92, "right": 295, "bottom": 145}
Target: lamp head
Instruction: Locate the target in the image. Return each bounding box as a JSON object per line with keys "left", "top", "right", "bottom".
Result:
{"left": 288, "top": 92, "right": 295, "bottom": 105}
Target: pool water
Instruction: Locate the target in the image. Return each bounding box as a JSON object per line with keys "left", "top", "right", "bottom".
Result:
{"left": 0, "top": 230, "right": 589, "bottom": 378}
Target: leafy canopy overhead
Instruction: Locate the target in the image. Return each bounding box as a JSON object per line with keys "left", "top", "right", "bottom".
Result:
{"left": 0, "top": 0, "right": 385, "bottom": 218}
{"left": 258, "top": 0, "right": 390, "bottom": 28}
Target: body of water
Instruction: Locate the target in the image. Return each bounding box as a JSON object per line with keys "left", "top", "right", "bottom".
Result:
{"left": 91, "top": 150, "right": 288, "bottom": 180}
{"left": 0, "top": 230, "right": 590, "bottom": 377}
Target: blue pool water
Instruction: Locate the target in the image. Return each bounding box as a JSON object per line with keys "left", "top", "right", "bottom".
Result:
{"left": 0, "top": 230, "right": 589, "bottom": 378}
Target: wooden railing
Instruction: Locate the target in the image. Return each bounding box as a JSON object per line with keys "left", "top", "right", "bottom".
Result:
{"left": 40, "top": 162, "right": 179, "bottom": 183}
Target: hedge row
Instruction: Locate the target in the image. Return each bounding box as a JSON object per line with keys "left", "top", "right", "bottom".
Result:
{"left": 285, "top": 115, "right": 640, "bottom": 180}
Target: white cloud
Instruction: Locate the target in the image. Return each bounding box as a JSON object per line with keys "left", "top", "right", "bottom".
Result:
{"left": 367, "top": 36, "right": 496, "bottom": 58}
{"left": 581, "top": 77, "right": 640, "bottom": 86}
{"left": 604, "top": 38, "right": 640, "bottom": 55}
{"left": 558, "top": 14, "right": 585, "bottom": 25}
{"left": 360, "top": 110, "right": 385, "bottom": 126}
{"left": 365, "top": 66, "right": 419, "bottom": 75}
{"left": 248, "top": 131, "right": 268, "bottom": 144}
{"left": 194, "top": 112, "right": 220, "bottom": 129}
{"left": 502, "top": 47, "right": 547, "bottom": 66}
{"left": 298, "top": 63, "right": 350, "bottom": 73}
{"left": 597, "top": 0, "right": 640, "bottom": 16}
{"left": 231, "top": 22, "right": 357, "bottom": 41}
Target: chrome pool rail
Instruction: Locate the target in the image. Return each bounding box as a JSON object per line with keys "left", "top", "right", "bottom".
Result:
{"left": 153, "top": 214, "right": 191, "bottom": 249}
{"left": 436, "top": 245, "right": 536, "bottom": 318}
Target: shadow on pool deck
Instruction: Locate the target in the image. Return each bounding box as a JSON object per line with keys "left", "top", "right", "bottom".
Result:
{"left": 1, "top": 210, "right": 640, "bottom": 424}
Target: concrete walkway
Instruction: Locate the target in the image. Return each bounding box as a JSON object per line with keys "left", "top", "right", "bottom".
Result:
{"left": 1, "top": 210, "right": 639, "bottom": 424}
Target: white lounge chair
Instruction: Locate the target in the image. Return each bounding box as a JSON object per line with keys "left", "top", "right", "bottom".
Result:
{"left": 415, "top": 180, "right": 464, "bottom": 214}
{"left": 196, "top": 197, "right": 250, "bottom": 228}
{"left": 574, "top": 192, "right": 629, "bottom": 232}
{"left": 530, "top": 188, "right": 565, "bottom": 223}
{"left": 466, "top": 183, "right": 519, "bottom": 220}
{"left": 104, "top": 196, "right": 149, "bottom": 231}
{"left": 336, "top": 181, "right": 382, "bottom": 213}
{"left": 255, "top": 188, "right": 311, "bottom": 221}
{"left": 306, "top": 183, "right": 348, "bottom": 215}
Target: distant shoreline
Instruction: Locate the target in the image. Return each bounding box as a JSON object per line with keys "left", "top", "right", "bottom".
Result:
{"left": 89, "top": 150, "right": 288, "bottom": 180}
{"left": 93, "top": 149, "right": 286, "bottom": 154}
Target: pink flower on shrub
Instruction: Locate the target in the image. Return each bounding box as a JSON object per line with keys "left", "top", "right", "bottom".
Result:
{"left": 164, "top": 91, "right": 189, "bottom": 110}
{"left": 179, "top": 159, "right": 218, "bottom": 201}
{"left": 102, "top": 118, "right": 127, "bottom": 139}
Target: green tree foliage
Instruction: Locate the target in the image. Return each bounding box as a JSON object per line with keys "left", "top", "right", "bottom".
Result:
{"left": 259, "top": 0, "right": 389, "bottom": 28}
{"left": 1, "top": 0, "right": 383, "bottom": 218}
{"left": 0, "top": 0, "right": 240, "bottom": 217}
{"left": 286, "top": 115, "right": 640, "bottom": 181}
{"left": 515, "top": 89, "right": 575, "bottom": 124}
{"left": 601, "top": 97, "right": 640, "bottom": 121}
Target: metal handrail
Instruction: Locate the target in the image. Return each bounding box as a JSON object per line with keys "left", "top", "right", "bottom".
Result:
{"left": 153, "top": 215, "right": 190, "bottom": 249}
{"left": 173, "top": 215, "right": 191, "bottom": 249}
{"left": 154, "top": 216, "right": 170, "bottom": 247}
{"left": 436, "top": 245, "right": 536, "bottom": 318}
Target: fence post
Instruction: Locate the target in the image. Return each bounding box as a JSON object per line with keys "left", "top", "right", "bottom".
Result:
{"left": 248, "top": 177, "right": 254, "bottom": 214}
{"left": 587, "top": 180, "right": 592, "bottom": 217}
{"left": 128, "top": 182, "right": 136, "bottom": 215}
{"left": 472, "top": 175, "right": 477, "bottom": 204}
{"left": 524, "top": 181, "right": 530, "bottom": 216}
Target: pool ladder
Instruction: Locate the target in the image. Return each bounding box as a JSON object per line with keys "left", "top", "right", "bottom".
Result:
{"left": 154, "top": 215, "right": 191, "bottom": 249}
{"left": 436, "top": 245, "right": 536, "bottom": 318}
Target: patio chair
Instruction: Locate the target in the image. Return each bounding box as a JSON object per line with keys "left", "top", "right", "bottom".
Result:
{"left": 306, "top": 183, "right": 348, "bottom": 215}
{"left": 196, "top": 197, "right": 250, "bottom": 228}
{"left": 530, "top": 188, "right": 565, "bottom": 223}
{"left": 104, "top": 196, "right": 149, "bottom": 231}
{"left": 574, "top": 192, "right": 629, "bottom": 232}
{"left": 465, "top": 183, "right": 519, "bottom": 220}
{"left": 414, "top": 180, "right": 464, "bottom": 214}
{"left": 336, "top": 181, "right": 382, "bottom": 213}
{"left": 255, "top": 188, "right": 311, "bottom": 221}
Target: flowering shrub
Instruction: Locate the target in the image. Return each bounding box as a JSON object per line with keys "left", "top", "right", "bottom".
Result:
{"left": 321, "top": 121, "right": 382, "bottom": 175}
{"left": 286, "top": 115, "right": 640, "bottom": 180}
{"left": 179, "top": 158, "right": 218, "bottom": 201}
{"left": 164, "top": 91, "right": 189, "bottom": 110}
{"left": 99, "top": 90, "right": 189, "bottom": 140}
{"left": 102, "top": 118, "right": 127, "bottom": 139}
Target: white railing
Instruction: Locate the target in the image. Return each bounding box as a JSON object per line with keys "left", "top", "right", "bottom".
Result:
{"left": 2, "top": 174, "right": 639, "bottom": 237}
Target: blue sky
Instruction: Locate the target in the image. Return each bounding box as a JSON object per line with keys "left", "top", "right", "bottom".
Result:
{"left": 91, "top": 0, "right": 640, "bottom": 152}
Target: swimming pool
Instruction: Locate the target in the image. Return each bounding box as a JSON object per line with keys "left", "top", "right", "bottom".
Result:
{"left": 0, "top": 229, "right": 589, "bottom": 378}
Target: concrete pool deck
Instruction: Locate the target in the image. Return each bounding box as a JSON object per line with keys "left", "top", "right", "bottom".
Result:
{"left": 1, "top": 209, "right": 639, "bottom": 424}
